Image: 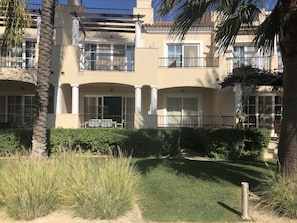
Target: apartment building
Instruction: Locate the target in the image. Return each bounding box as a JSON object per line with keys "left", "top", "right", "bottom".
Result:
{"left": 0, "top": 0, "right": 283, "bottom": 133}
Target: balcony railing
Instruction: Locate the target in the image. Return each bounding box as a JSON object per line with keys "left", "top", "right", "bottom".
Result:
{"left": 232, "top": 56, "right": 270, "bottom": 70}
{"left": 79, "top": 114, "right": 134, "bottom": 129}
{"left": 158, "top": 57, "right": 219, "bottom": 68}
{"left": 79, "top": 47, "right": 134, "bottom": 72}
{"left": 0, "top": 56, "right": 36, "bottom": 69}
{"left": 158, "top": 115, "right": 234, "bottom": 128}
{"left": 80, "top": 58, "right": 134, "bottom": 72}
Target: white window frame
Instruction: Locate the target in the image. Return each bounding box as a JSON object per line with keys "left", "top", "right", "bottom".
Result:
{"left": 162, "top": 93, "right": 203, "bottom": 127}
{"left": 164, "top": 40, "right": 203, "bottom": 67}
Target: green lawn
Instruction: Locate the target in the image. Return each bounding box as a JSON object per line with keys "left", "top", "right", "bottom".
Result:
{"left": 0, "top": 156, "right": 275, "bottom": 222}
{"left": 135, "top": 158, "right": 274, "bottom": 222}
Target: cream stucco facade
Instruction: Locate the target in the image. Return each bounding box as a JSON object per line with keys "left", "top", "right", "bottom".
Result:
{"left": 0, "top": 0, "right": 282, "bottom": 132}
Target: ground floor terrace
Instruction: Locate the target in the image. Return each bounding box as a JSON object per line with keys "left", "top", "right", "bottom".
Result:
{"left": 0, "top": 81, "right": 282, "bottom": 135}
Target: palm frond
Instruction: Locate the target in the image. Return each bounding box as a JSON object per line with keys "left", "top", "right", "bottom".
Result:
{"left": 0, "top": 0, "right": 31, "bottom": 50}
{"left": 253, "top": 3, "right": 280, "bottom": 51}
{"left": 215, "top": 2, "right": 261, "bottom": 52}
{"left": 155, "top": 0, "right": 182, "bottom": 21}
{"left": 170, "top": 0, "right": 212, "bottom": 40}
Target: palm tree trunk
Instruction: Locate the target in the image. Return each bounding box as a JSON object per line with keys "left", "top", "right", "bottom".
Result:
{"left": 31, "top": 0, "right": 56, "bottom": 158}
{"left": 277, "top": 0, "right": 297, "bottom": 175}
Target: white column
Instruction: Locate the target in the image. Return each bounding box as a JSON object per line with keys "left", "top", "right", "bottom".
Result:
{"left": 135, "top": 20, "right": 142, "bottom": 48}
{"left": 235, "top": 83, "right": 243, "bottom": 114}
{"left": 72, "top": 17, "right": 79, "bottom": 46}
{"left": 54, "top": 85, "right": 62, "bottom": 114}
{"left": 135, "top": 86, "right": 142, "bottom": 114}
{"left": 150, "top": 86, "right": 158, "bottom": 115}
{"left": 71, "top": 84, "right": 79, "bottom": 115}
{"left": 37, "top": 16, "right": 41, "bottom": 44}
{"left": 22, "top": 41, "right": 26, "bottom": 69}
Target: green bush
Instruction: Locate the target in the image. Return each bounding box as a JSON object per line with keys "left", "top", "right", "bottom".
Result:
{"left": 0, "top": 127, "right": 270, "bottom": 161}
{"left": 0, "top": 157, "right": 62, "bottom": 220}
{"left": 180, "top": 128, "right": 270, "bottom": 161}
{"left": 122, "top": 129, "right": 180, "bottom": 157}
{"left": 0, "top": 129, "right": 32, "bottom": 156}
{"left": 62, "top": 151, "right": 140, "bottom": 219}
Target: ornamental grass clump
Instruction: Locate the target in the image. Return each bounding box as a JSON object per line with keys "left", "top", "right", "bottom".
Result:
{"left": 0, "top": 157, "right": 62, "bottom": 220}
{"left": 257, "top": 172, "right": 297, "bottom": 218}
{"left": 63, "top": 150, "right": 140, "bottom": 220}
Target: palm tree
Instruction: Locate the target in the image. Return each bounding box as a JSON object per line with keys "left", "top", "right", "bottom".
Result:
{"left": 156, "top": 0, "right": 297, "bottom": 175}
{"left": 1, "top": 0, "right": 56, "bottom": 158}
{"left": 31, "top": 0, "right": 56, "bottom": 158}
{"left": 0, "top": 0, "right": 30, "bottom": 49}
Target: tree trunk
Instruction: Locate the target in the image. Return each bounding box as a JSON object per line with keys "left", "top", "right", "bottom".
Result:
{"left": 31, "top": 0, "right": 56, "bottom": 159}
{"left": 277, "top": 0, "right": 297, "bottom": 175}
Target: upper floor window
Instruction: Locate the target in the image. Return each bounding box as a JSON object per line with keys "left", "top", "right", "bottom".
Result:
{"left": 80, "top": 43, "right": 134, "bottom": 72}
{"left": 167, "top": 43, "right": 201, "bottom": 67}
{"left": 0, "top": 40, "right": 36, "bottom": 69}
{"left": 233, "top": 45, "right": 270, "bottom": 70}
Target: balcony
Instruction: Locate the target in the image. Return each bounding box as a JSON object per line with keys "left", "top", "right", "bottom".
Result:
{"left": 231, "top": 56, "right": 270, "bottom": 70}
{"left": 79, "top": 46, "right": 134, "bottom": 72}
{"left": 158, "top": 57, "right": 220, "bottom": 68}
{"left": 0, "top": 56, "right": 36, "bottom": 69}
{"left": 157, "top": 115, "right": 234, "bottom": 128}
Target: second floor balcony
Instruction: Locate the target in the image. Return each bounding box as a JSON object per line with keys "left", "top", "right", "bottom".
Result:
{"left": 232, "top": 56, "right": 271, "bottom": 70}
{"left": 158, "top": 56, "right": 220, "bottom": 68}
{"left": 79, "top": 44, "right": 135, "bottom": 72}
{"left": 0, "top": 41, "right": 36, "bottom": 69}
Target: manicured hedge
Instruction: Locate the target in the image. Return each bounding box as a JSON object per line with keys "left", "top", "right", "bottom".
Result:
{"left": 180, "top": 127, "right": 271, "bottom": 160}
{"left": 0, "top": 127, "right": 271, "bottom": 161}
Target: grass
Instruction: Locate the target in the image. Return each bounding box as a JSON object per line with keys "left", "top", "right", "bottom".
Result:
{"left": 61, "top": 151, "right": 140, "bottom": 219}
{"left": 0, "top": 151, "right": 140, "bottom": 221}
{"left": 0, "top": 154, "right": 277, "bottom": 222}
{"left": 257, "top": 172, "right": 297, "bottom": 218}
{"left": 0, "top": 157, "right": 62, "bottom": 220}
{"left": 135, "top": 158, "right": 275, "bottom": 222}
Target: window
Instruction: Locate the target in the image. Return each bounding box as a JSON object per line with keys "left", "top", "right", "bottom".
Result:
{"left": 0, "top": 40, "right": 36, "bottom": 68}
{"left": 258, "top": 96, "right": 273, "bottom": 129}
{"left": 25, "top": 41, "right": 36, "bottom": 68}
{"left": 7, "top": 96, "right": 22, "bottom": 123}
{"left": 233, "top": 45, "right": 269, "bottom": 70}
{"left": 166, "top": 97, "right": 199, "bottom": 126}
{"left": 24, "top": 96, "right": 36, "bottom": 124}
{"left": 0, "top": 96, "right": 6, "bottom": 122}
{"left": 81, "top": 43, "right": 134, "bottom": 71}
{"left": 84, "top": 96, "right": 132, "bottom": 127}
{"left": 167, "top": 44, "right": 200, "bottom": 67}
{"left": 0, "top": 95, "right": 53, "bottom": 127}
{"left": 244, "top": 95, "right": 282, "bottom": 129}
{"left": 168, "top": 45, "right": 182, "bottom": 67}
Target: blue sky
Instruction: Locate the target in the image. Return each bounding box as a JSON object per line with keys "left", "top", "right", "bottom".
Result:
{"left": 27, "top": 0, "right": 136, "bottom": 8}
{"left": 26, "top": 0, "right": 277, "bottom": 10}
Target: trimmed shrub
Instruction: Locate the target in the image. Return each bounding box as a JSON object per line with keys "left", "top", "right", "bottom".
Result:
{"left": 180, "top": 127, "right": 271, "bottom": 161}
{"left": 122, "top": 129, "right": 180, "bottom": 157}
{"left": 0, "top": 129, "right": 32, "bottom": 156}
{"left": 0, "top": 127, "right": 270, "bottom": 161}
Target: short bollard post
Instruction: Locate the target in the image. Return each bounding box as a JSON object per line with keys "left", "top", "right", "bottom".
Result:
{"left": 241, "top": 182, "right": 251, "bottom": 220}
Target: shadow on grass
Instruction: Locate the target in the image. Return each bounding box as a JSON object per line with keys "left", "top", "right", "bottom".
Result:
{"left": 217, "top": 202, "right": 241, "bottom": 216}
{"left": 135, "top": 158, "right": 275, "bottom": 189}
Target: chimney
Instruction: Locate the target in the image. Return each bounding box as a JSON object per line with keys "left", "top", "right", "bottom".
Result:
{"left": 67, "top": 0, "right": 80, "bottom": 5}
